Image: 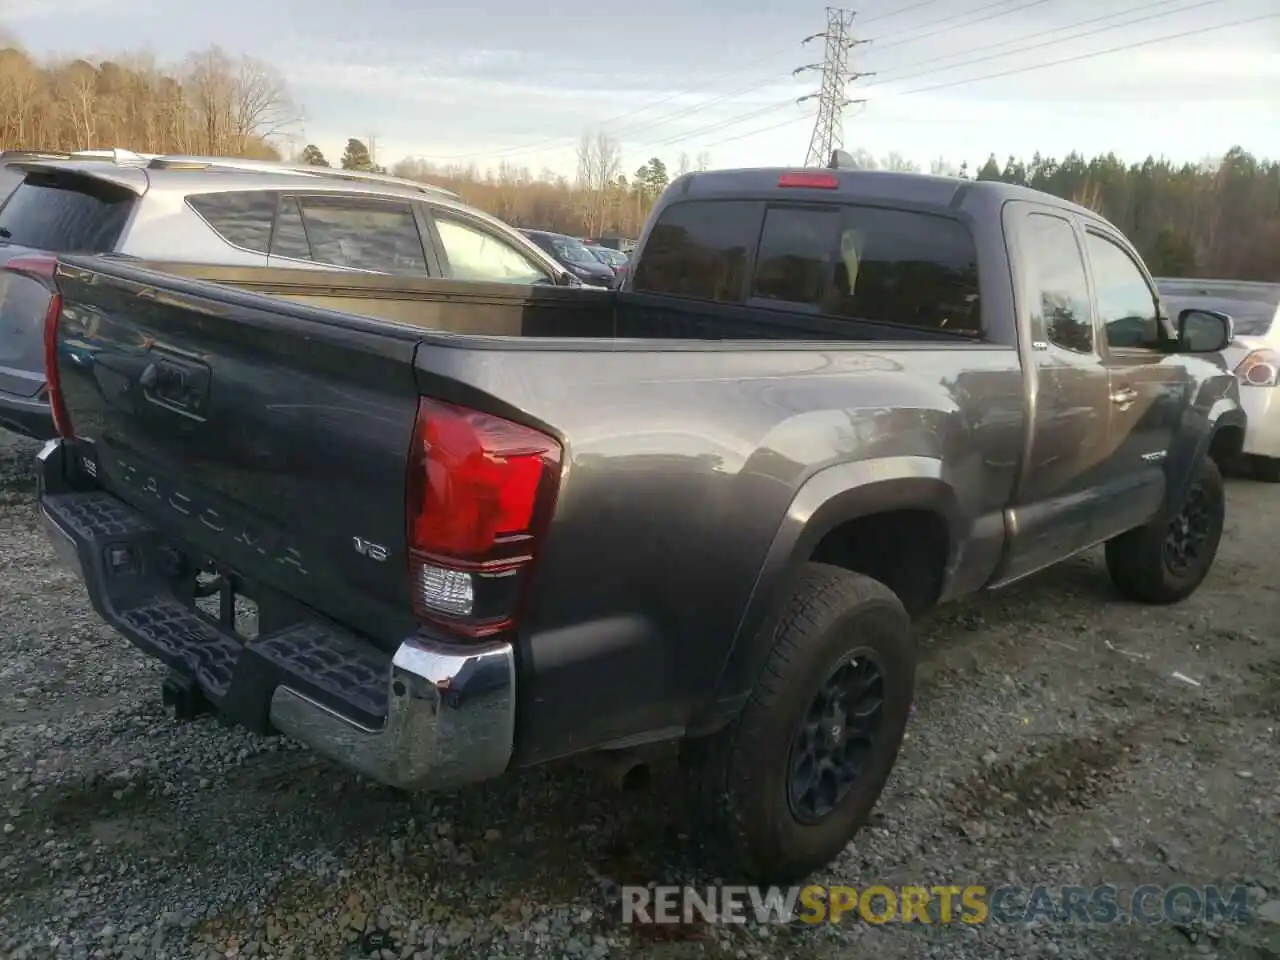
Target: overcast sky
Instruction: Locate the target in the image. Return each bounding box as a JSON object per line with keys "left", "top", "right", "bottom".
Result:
{"left": 6, "top": 0, "right": 1278, "bottom": 177}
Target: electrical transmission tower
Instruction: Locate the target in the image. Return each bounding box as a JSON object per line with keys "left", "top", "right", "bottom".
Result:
{"left": 794, "top": 7, "right": 873, "bottom": 167}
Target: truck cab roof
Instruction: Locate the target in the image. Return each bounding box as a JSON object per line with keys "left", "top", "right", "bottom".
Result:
{"left": 665, "top": 166, "right": 1110, "bottom": 223}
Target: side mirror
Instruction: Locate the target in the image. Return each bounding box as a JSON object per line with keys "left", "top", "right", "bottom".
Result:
{"left": 1177, "top": 308, "right": 1233, "bottom": 353}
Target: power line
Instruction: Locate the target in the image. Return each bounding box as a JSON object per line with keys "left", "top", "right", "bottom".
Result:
{"left": 797, "top": 6, "right": 869, "bottom": 167}
{"left": 863, "top": 0, "right": 1203, "bottom": 81}
{"left": 703, "top": 110, "right": 819, "bottom": 152}
{"left": 411, "top": 1, "right": 954, "bottom": 163}
{"left": 418, "top": 49, "right": 798, "bottom": 162}
{"left": 857, "top": 0, "right": 1234, "bottom": 94}
{"left": 686, "top": 9, "right": 1274, "bottom": 157}
{"left": 608, "top": 0, "right": 1242, "bottom": 158}
{"left": 418, "top": 0, "right": 1005, "bottom": 162}
{"left": 860, "top": 0, "right": 942, "bottom": 26}
{"left": 866, "top": 0, "right": 1053, "bottom": 54}
{"left": 865, "top": 10, "right": 1276, "bottom": 102}
{"left": 650, "top": 98, "right": 799, "bottom": 148}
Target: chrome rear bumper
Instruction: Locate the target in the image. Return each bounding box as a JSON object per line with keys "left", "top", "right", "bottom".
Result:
{"left": 37, "top": 438, "right": 515, "bottom": 792}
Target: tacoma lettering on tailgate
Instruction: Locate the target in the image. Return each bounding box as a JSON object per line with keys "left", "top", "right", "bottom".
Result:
{"left": 112, "top": 456, "right": 309, "bottom": 576}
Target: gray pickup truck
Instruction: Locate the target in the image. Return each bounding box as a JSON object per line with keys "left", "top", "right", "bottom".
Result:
{"left": 21, "top": 166, "right": 1243, "bottom": 884}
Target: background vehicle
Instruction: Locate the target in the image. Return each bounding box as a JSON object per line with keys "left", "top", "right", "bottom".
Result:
{"left": 586, "top": 244, "right": 628, "bottom": 269}
{"left": 0, "top": 153, "right": 578, "bottom": 440}
{"left": 520, "top": 228, "right": 615, "bottom": 286}
{"left": 587, "top": 235, "right": 636, "bottom": 253}
{"left": 32, "top": 167, "right": 1240, "bottom": 884}
{"left": 1156, "top": 278, "right": 1280, "bottom": 481}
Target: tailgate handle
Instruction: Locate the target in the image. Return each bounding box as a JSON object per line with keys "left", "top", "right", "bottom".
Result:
{"left": 139, "top": 356, "right": 210, "bottom": 419}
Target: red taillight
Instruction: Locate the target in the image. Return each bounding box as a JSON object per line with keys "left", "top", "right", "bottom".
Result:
{"left": 41, "top": 291, "right": 72, "bottom": 437}
{"left": 778, "top": 171, "right": 839, "bottom": 189}
{"left": 4, "top": 255, "right": 72, "bottom": 437}
{"left": 405, "top": 397, "right": 562, "bottom": 638}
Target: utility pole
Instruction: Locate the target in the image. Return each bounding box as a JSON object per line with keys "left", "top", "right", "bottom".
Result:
{"left": 368, "top": 134, "right": 379, "bottom": 169}
{"left": 794, "top": 7, "right": 873, "bottom": 167}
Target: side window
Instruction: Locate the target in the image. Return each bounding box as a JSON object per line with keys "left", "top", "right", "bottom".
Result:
{"left": 186, "top": 191, "right": 276, "bottom": 253}
{"left": 433, "top": 214, "right": 550, "bottom": 284}
{"left": 270, "top": 197, "right": 312, "bottom": 261}
{"left": 828, "top": 206, "right": 982, "bottom": 335}
{"left": 1025, "top": 213, "right": 1093, "bottom": 353}
{"left": 751, "top": 206, "right": 839, "bottom": 306}
{"left": 631, "top": 199, "right": 762, "bottom": 303}
{"left": 1086, "top": 232, "right": 1162, "bottom": 351}
{"left": 295, "top": 196, "right": 428, "bottom": 274}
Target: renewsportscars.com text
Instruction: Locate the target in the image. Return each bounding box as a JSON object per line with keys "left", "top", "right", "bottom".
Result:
{"left": 621, "top": 884, "right": 1252, "bottom": 926}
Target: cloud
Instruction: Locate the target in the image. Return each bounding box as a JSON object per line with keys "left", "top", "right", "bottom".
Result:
{"left": 2, "top": 0, "right": 112, "bottom": 25}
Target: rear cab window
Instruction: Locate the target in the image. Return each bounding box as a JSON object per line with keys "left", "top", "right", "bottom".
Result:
{"left": 633, "top": 197, "right": 982, "bottom": 337}
{"left": 0, "top": 170, "right": 135, "bottom": 252}
{"left": 631, "top": 199, "right": 762, "bottom": 303}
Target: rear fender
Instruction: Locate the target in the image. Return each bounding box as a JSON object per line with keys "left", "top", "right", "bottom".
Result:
{"left": 696, "top": 456, "right": 962, "bottom": 727}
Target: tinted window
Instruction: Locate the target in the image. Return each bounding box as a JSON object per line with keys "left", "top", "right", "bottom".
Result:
{"left": 828, "top": 206, "right": 981, "bottom": 335}
{"left": 434, "top": 215, "right": 549, "bottom": 284}
{"left": 752, "top": 207, "right": 839, "bottom": 306}
{"left": 271, "top": 197, "right": 312, "bottom": 260}
{"left": 1025, "top": 213, "right": 1092, "bottom": 352}
{"left": 631, "top": 199, "right": 761, "bottom": 303}
{"left": 187, "top": 191, "right": 276, "bottom": 253}
{"left": 0, "top": 173, "right": 134, "bottom": 252}
{"left": 1087, "top": 232, "right": 1161, "bottom": 350}
{"left": 295, "top": 197, "right": 427, "bottom": 274}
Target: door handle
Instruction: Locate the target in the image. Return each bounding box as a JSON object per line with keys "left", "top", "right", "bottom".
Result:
{"left": 1110, "top": 387, "right": 1138, "bottom": 405}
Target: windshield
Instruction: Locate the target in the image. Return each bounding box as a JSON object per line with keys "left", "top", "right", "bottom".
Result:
{"left": 552, "top": 238, "right": 600, "bottom": 265}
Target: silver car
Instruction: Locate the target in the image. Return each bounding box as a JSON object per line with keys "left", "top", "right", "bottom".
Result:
{"left": 0, "top": 150, "right": 579, "bottom": 438}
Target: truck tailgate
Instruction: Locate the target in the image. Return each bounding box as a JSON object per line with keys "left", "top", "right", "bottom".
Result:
{"left": 51, "top": 258, "right": 425, "bottom": 651}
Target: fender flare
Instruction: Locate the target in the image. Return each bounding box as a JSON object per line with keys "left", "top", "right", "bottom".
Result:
{"left": 699, "top": 456, "right": 962, "bottom": 722}
{"left": 1167, "top": 401, "right": 1246, "bottom": 511}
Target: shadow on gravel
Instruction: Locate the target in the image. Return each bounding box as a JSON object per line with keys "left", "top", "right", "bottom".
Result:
{"left": 949, "top": 728, "right": 1127, "bottom": 822}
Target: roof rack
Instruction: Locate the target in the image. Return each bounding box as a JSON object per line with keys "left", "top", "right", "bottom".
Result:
{"left": 144, "top": 155, "right": 459, "bottom": 200}
{"left": 0, "top": 147, "right": 154, "bottom": 164}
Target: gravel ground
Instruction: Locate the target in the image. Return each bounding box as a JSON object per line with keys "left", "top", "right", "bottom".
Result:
{"left": 0, "top": 427, "right": 1278, "bottom": 960}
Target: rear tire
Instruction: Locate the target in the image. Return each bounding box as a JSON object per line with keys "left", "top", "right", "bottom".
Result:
{"left": 680, "top": 563, "right": 914, "bottom": 884}
{"left": 1105, "top": 457, "right": 1225, "bottom": 604}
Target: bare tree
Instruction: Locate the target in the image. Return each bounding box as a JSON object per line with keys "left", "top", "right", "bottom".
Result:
{"left": 181, "top": 45, "right": 293, "bottom": 156}
{"left": 575, "top": 130, "right": 622, "bottom": 236}
{"left": 880, "top": 152, "right": 919, "bottom": 173}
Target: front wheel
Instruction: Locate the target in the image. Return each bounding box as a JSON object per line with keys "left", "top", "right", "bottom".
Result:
{"left": 680, "top": 563, "right": 915, "bottom": 884}
{"left": 1105, "top": 457, "right": 1225, "bottom": 604}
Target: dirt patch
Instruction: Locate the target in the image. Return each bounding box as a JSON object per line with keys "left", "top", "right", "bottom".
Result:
{"left": 950, "top": 730, "right": 1127, "bottom": 822}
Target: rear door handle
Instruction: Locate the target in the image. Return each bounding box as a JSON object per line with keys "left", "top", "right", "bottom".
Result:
{"left": 1110, "top": 387, "right": 1138, "bottom": 405}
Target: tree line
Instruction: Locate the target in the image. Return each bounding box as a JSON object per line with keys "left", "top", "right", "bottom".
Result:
{"left": 1, "top": 36, "right": 1275, "bottom": 280}
{"left": 0, "top": 39, "right": 293, "bottom": 159}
